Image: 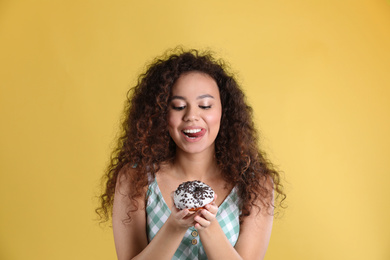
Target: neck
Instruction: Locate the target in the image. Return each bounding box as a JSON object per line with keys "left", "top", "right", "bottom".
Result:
{"left": 171, "top": 149, "right": 220, "bottom": 182}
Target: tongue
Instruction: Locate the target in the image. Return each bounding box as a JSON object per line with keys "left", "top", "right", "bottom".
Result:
{"left": 186, "top": 131, "right": 203, "bottom": 138}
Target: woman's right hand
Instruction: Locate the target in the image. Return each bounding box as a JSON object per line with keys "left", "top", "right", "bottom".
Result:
{"left": 168, "top": 204, "right": 196, "bottom": 231}
{"left": 167, "top": 192, "right": 196, "bottom": 230}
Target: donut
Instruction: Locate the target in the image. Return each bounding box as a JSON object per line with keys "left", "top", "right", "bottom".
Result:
{"left": 174, "top": 180, "right": 215, "bottom": 211}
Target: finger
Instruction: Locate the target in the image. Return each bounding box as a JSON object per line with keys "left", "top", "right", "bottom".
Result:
{"left": 194, "top": 222, "right": 206, "bottom": 230}
{"left": 186, "top": 209, "right": 196, "bottom": 215}
{"left": 212, "top": 193, "right": 218, "bottom": 203}
{"left": 178, "top": 208, "right": 190, "bottom": 219}
{"left": 194, "top": 214, "right": 210, "bottom": 227}
{"left": 200, "top": 208, "right": 216, "bottom": 222}
{"left": 205, "top": 204, "right": 218, "bottom": 215}
{"left": 171, "top": 205, "right": 189, "bottom": 219}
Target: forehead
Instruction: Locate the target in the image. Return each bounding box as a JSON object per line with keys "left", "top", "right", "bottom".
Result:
{"left": 171, "top": 72, "right": 220, "bottom": 98}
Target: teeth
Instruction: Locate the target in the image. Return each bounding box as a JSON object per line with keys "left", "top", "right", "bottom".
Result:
{"left": 183, "top": 129, "right": 201, "bottom": 134}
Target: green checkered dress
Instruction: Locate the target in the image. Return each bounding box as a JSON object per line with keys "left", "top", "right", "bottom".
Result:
{"left": 146, "top": 178, "right": 241, "bottom": 260}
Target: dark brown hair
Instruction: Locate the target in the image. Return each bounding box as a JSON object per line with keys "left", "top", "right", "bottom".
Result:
{"left": 96, "top": 47, "right": 285, "bottom": 223}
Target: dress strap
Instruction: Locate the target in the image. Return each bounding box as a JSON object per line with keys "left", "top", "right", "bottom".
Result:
{"left": 147, "top": 171, "right": 154, "bottom": 185}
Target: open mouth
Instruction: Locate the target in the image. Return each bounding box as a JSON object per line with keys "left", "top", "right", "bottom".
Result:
{"left": 182, "top": 128, "right": 205, "bottom": 139}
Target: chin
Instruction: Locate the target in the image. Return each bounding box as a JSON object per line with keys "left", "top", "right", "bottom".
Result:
{"left": 178, "top": 144, "right": 215, "bottom": 155}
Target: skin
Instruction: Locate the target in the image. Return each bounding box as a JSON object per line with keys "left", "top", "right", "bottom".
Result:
{"left": 112, "top": 72, "right": 274, "bottom": 260}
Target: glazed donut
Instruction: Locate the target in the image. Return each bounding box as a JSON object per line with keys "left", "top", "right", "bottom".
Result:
{"left": 174, "top": 180, "right": 215, "bottom": 211}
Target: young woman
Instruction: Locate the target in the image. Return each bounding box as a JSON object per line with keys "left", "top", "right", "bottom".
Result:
{"left": 97, "top": 49, "right": 285, "bottom": 260}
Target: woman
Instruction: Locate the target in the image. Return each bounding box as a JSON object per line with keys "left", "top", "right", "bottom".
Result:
{"left": 97, "top": 48, "right": 285, "bottom": 260}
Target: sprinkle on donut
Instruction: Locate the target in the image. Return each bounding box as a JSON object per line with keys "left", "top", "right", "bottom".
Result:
{"left": 173, "top": 180, "right": 215, "bottom": 210}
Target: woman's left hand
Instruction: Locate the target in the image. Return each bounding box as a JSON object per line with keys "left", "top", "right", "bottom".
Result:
{"left": 194, "top": 194, "right": 218, "bottom": 230}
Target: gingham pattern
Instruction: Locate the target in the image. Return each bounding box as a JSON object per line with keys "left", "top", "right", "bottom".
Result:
{"left": 146, "top": 178, "right": 241, "bottom": 260}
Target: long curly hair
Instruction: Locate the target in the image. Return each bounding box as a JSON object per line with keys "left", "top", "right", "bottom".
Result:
{"left": 96, "top": 48, "right": 285, "bottom": 223}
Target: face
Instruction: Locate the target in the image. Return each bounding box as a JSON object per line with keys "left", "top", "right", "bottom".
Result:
{"left": 168, "top": 72, "right": 222, "bottom": 155}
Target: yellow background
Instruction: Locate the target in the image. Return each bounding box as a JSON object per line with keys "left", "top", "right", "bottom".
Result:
{"left": 1, "top": 1, "right": 389, "bottom": 259}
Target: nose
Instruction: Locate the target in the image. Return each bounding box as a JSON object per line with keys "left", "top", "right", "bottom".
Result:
{"left": 183, "top": 105, "right": 199, "bottom": 122}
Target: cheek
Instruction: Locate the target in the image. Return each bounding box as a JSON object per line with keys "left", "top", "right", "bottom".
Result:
{"left": 167, "top": 112, "right": 179, "bottom": 135}
{"left": 205, "top": 111, "right": 222, "bottom": 130}
{"left": 168, "top": 112, "right": 177, "bottom": 127}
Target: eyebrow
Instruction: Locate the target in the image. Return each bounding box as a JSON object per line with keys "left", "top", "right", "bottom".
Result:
{"left": 197, "top": 94, "right": 215, "bottom": 100}
{"left": 170, "top": 94, "right": 215, "bottom": 101}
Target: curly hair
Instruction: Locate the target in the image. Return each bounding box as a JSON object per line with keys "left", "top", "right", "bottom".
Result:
{"left": 96, "top": 47, "right": 285, "bottom": 223}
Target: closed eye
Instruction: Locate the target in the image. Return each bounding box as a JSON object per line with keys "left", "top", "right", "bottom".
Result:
{"left": 172, "top": 106, "right": 186, "bottom": 111}
{"left": 199, "top": 105, "right": 211, "bottom": 109}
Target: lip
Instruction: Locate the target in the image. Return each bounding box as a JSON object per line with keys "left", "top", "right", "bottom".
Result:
{"left": 181, "top": 127, "right": 206, "bottom": 142}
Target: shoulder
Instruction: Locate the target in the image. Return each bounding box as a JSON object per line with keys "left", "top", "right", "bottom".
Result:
{"left": 113, "top": 164, "right": 149, "bottom": 218}
{"left": 115, "top": 164, "right": 136, "bottom": 192}
{"left": 115, "top": 163, "right": 150, "bottom": 193}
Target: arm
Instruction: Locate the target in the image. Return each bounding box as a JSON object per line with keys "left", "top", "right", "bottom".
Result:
{"left": 233, "top": 202, "right": 273, "bottom": 260}
{"left": 112, "top": 170, "right": 196, "bottom": 260}
{"left": 195, "top": 191, "right": 274, "bottom": 260}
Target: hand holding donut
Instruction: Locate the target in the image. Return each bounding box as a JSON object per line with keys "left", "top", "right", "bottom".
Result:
{"left": 193, "top": 194, "right": 218, "bottom": 230}
{"left": 168, "top": 204, "right": 197, "bottom": 230}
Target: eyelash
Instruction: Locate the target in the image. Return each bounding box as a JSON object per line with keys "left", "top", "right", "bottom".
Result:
{"left": 172, "top": 106, "right": 185, "bottom": 111}
{"left": 171, "top": 105, "right": 211, "bottom": 111}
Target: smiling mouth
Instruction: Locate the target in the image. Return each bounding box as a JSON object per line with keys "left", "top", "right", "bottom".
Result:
{"left": 182, "top": 129, "right": 205, "bottom": 139}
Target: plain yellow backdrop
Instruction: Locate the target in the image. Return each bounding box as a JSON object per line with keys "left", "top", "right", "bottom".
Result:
{"left": 1, "top": 0, "right": 389, "bottom": 259}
